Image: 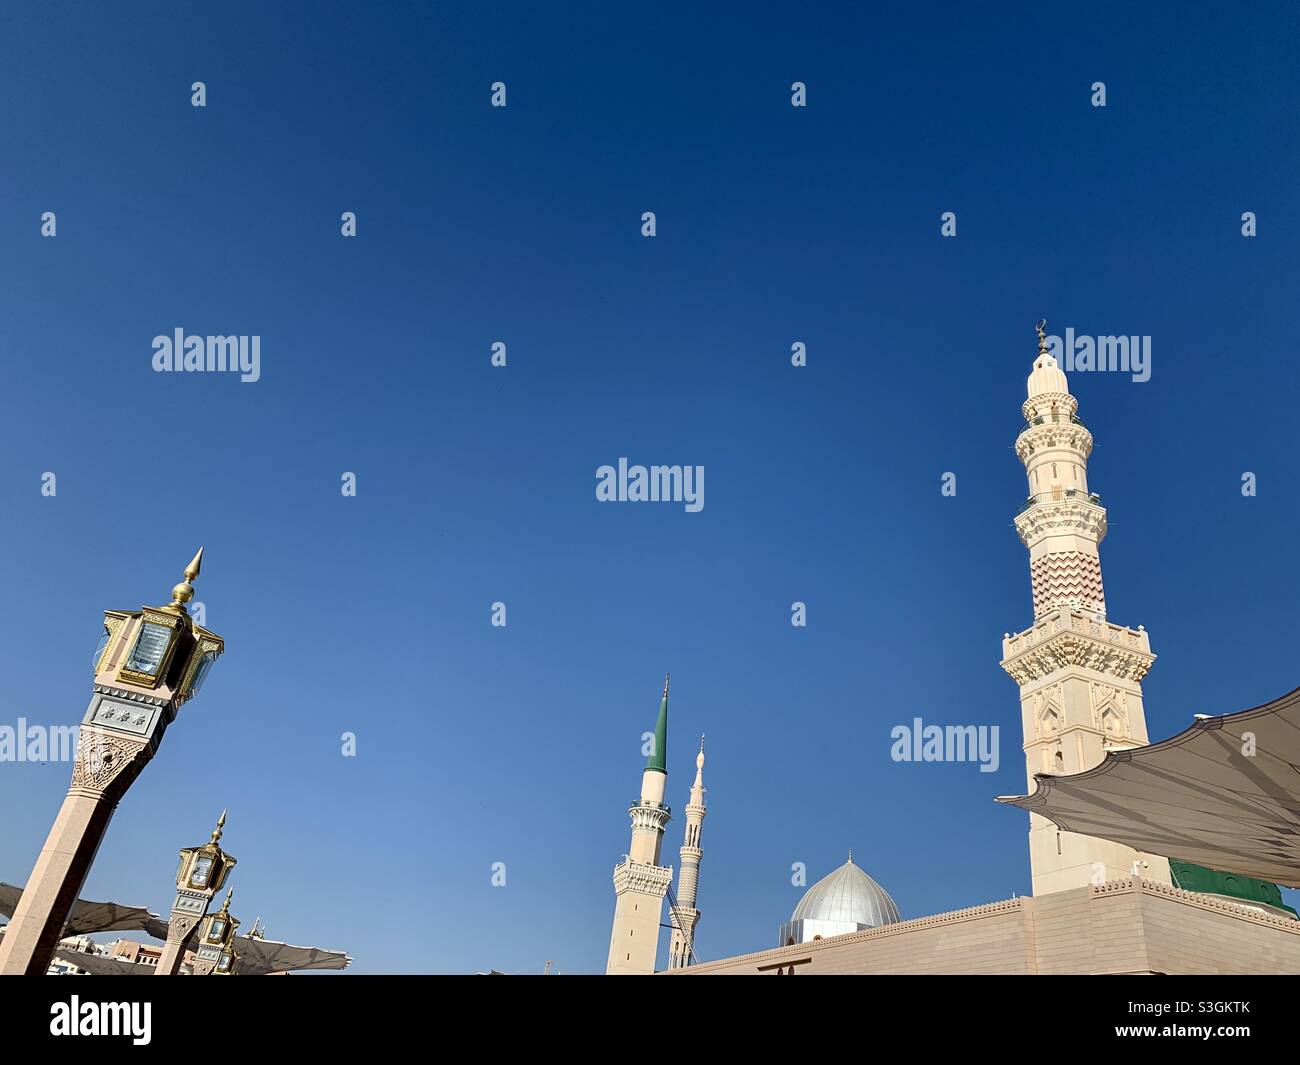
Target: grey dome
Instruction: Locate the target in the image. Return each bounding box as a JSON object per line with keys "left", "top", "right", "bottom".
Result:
{"left": 790, "top": 855, "right": 900, "bottom": 929}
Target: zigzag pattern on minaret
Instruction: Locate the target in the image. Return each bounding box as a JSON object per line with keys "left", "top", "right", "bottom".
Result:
{"left": 1030, "top": 551, "right": 1105, "bottom": 617}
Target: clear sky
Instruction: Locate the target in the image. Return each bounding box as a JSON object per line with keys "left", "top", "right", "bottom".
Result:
{"left": 0, "top": 3, "right": 1296, "bottom": 973}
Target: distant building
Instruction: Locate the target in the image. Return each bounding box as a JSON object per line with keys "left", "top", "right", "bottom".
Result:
{"left": 111, "top": 939, "right": 169, "bottom": 969}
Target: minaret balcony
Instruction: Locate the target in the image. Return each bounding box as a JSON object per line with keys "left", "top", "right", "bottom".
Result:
{"left": 1017, "top": 412, "right": 1088, "bottom": 436}
{"left": 1014, "top": 491, "right": 1108, "bottom": 549}
{"left": 1001, "top": 608, "right": 1154, "bottom": 684}
{"left": 628, "top": 802, "right": 672, "bottom": 834}
{"left": 611, "top": 859, "right": 673, "bottom": 897}
{"left": 1015, "top": 419, "right": 1094, "bottom": 463}
{"left": 1015, "top": 487, "right": 1101, "bottom": 517}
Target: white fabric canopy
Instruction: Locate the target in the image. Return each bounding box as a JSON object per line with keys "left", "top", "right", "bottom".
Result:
{"left": 0, "top": 882, "right": 160, "bottom": 936}
{"left": 52, "top": 938, "right": 351, "bottom": 976}
{"left": 998, "top": 686, "right": 1300, "bottom": 887}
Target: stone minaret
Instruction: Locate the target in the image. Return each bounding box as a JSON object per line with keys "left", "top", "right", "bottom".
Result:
{"left": 605, "top": 675, "right": 673, "bottom": 975}
{"left": 668, "top": 736, "right": 707, "bottom": 969}
{"left": 1000, "top": 322, "right": 1171, "bottom": 896}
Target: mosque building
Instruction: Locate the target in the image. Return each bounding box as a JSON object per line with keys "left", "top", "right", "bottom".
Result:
{"left": 606, "top": 327, "right": 1300, "bottom": 975}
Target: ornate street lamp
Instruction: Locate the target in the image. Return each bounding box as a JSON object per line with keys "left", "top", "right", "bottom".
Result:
{"left": 156, "top": 811, "right": 237, "bottom": 975}
{"left": 191, "top": 889, "right": 241, "bottom": 976}
{"left": 0, "top": 549, "right": 225, "bottom": 976}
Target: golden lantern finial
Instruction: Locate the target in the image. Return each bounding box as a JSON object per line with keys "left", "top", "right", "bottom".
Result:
{"left": 218, "top": 887, "right": 233, "bottom": 913}
{"left": 169, "top": 547, "right": 203, "bottom": 610}
{"left": 210, "top": 808, "right": 227, "bottom": 845}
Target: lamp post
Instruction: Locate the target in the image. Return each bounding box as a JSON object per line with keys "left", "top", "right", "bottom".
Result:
{"left": 0, "top": 549, "right": 225, "bottom": 976}
{"left": 191, "top": 888, "right": 240, "bottom": 976}
{"left": 155, "top": 811, "right": 237, "bottom": 975}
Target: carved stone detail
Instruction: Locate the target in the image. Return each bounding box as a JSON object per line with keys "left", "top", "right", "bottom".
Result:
{"left": 611, "top": 859, "right": 672, "bottom": 898}
{"left": 1015, "top": 498, "right": 1108, "bottom": 548}
{"left": 628, "top": 804, "right": 671, "bottom": 834}
{"left": 168, "top": 913, "right": 201, "bottom": 942}
{"left": 70, "top": 728, "right": 150, "bottom": 798}
{"left": 92, "top": 683, "right": 168, "bottom": 709}
{"left": 1002, "top": 631, "right": 1155, "bottom": 685}
{"left": 1022, "top": 391, "right": 1078, "bottom": 421}
{"left": 1015, "top": 421, "right": 1093, "bottom": 462}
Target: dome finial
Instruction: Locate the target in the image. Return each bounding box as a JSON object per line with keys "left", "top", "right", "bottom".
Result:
{"left": 847, "top": 848, "right": 854, "bottom": 864}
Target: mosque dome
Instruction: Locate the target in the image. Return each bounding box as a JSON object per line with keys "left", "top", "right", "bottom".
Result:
{"left": 779, "top": 853, "right": 900, "bottom": 946}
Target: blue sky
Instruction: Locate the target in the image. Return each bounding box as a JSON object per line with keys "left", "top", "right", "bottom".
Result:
{"left": 0, "top": 2, "right": 1296, "bottom": 973}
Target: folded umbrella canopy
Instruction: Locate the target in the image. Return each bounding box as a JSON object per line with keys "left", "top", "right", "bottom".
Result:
{"left": 997, "top": 686, "right": 1300, "bottom": 887}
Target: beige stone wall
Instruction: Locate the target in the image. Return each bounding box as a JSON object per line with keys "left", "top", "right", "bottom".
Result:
{"left": 1135, "top": 880, "right": 1300, "bottom": 975}
{"left": 667, "top": 879, "right": 1300, "bottom": 975}
{"left": 668, "top": 898, "right": 1036, "bottom": 975}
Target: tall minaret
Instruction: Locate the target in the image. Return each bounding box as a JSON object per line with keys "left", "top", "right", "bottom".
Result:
{"left": 1000, "top": 322, "right": 1171, "bottom": 895}
{"left": 667, "top": 736, "right": 707, "bottom": 969}
{"left": 605, "top": 675, "right": 674, "bottom": 975}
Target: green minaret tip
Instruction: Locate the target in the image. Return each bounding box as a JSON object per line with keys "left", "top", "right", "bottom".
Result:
{"left": 646, "top": 673, "right": 669, "bottom": 773}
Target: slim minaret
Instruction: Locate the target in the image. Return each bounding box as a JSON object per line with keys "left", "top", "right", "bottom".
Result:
{"left": 605, "top": 675, "right": 673, "bottom": 975}
{"left": 1000, "top": 322, "right": 1171, "bottom": 895}
{"left": 668, "top": 736, "right": 707, "bottom": 969}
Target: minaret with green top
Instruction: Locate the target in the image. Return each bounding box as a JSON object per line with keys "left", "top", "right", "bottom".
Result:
{"left": 606, "top": 675, "right": 674, "bottom": 975}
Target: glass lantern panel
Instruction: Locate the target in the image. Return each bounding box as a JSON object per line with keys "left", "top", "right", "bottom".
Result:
{"left": 191, "top": 651, "right": 218, "bottom": 695}
{"left": 92, "top": 625, "right": 111, "bottom": 670}
{"left": 189, "top": 855, "right": 214, "bottom": 888}
{"left": 125, "top": 623, "right": 172, "bottom": 675}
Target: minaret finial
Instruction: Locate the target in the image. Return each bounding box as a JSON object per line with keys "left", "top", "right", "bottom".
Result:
{"left": 1035, "top": 319, "right": 1049, "bottom": 355}
{"left": 170, "top": 547, "right": 204, "bottom": 610}
{"left": 210, "top": 808, "right": 226, "bottom": 845}
{"left": 645, "top": 674, "right": 669, "bottom": 773}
